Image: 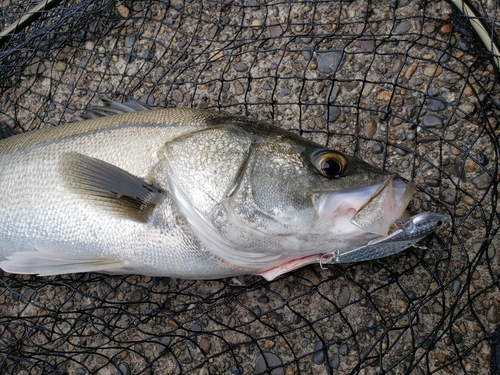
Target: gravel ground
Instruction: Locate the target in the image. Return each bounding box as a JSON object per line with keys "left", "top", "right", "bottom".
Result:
{"left": 0, "top": 0, "right": 499, "bottom": 374}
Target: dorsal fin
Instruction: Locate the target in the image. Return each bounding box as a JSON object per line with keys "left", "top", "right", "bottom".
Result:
{"left": 71, "top": 98, "right": 155, "bottom": 121}
{"left": 60, "top": 152, "right": 164, "bottom": 222}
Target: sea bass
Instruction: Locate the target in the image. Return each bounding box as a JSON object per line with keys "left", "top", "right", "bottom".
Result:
{"left": 0, "top": 101, "right": 440, "bottom": 280}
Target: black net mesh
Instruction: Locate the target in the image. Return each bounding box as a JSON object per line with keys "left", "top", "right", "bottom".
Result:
{"left": 0, "top": 0, "right": 499, "bottom": 374}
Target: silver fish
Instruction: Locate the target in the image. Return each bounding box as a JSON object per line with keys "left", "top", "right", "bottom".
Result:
{"left": 0, "top": 100, "right": 442, "bottom": 280}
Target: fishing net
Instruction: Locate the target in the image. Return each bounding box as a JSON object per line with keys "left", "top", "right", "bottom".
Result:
{"left": 0, "top": 0, "right": 499, "bottom": 374}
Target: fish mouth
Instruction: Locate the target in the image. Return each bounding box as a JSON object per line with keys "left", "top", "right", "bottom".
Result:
{"left": 317, "top": 176, "right": 416, "bottom": 237}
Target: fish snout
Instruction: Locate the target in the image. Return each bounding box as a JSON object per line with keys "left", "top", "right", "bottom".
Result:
{"left": 350, "top": 176, "right": 416, "bottom": 236}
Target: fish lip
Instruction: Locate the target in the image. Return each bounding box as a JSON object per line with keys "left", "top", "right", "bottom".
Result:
{"left": 316, "top": 175, "right": 416, "bottom": 237}
{"left": 350, "top": 175, "right": 416, "bottom": 236}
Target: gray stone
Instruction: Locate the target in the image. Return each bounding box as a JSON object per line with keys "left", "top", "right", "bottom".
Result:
{"left": 281, "top": 88, "right": 291, "bottom": 97}
{"left": 325, "top": 106, "right": 341, "bottom": 122}
{"left": 337, "top": 285, "right": 350, "bottom": 306}
{"left": 171, "top": 90, "right": 183, "bottom": 102}
{"left": 230, "top": 365, "right": 243, "bottom": 374}
{"left": 392, "top": 58, "right": 403, "bottom": 72}
{"left": 360, "top": 35, "right": 375, "bottom": 52}
{"left": 371, "top": 144, "right": 383, "bottom": 154}
{"left": 338, "top": 343, "right": 348, "bottom": 355}
{"left": 472, "top": 173, "right": 492, "bottom": 190}
{"left": 233, "top": 81, "right": 245, "bottom": 95}
{"left": 179, "top": 347, "right": 192, "bottom": 364}
{"left": 456, "top": 38, "right": 470, "bottom": 51}
{"left": 394, "top": 20, "right": 411, "bottom": 34}
{"left": 318, "top": 51, "right": 345, "bottom": 74}
{"left": 199, "top": 337, "right": 211, "bottom": 354}
{"left": 417, "top": 336, "right": 435, "bottom": 349}
{"left": 427, "top": 99, "right": 446, "bottom": 112}
{"left": 313, "top": 341, "right": 325, "bottom": 364}
{"left": 233, "top": 62, "right": 248, "bottom": 72}
{"left": 325, "top": 84, "right": 340, "bottom": 104}
{"left": 452, "top": 279, "right": 462, "bottom": 297}
{"left": 421, "top": 114, "right": 443, "bottom": 128}
{"left": 125, "top": 35, "right": 136, "bottom": 48}
{"left": 118, "top": 363, "right": 130, "bottom": 375}
{"left": 255, "top": 352, "right": 284, "bottom": 375}
{"left": 330, "top": 354, "right": 340, "bottom": 369}
{"left": 302, "top": 49, "right": 312, "bottom": 60}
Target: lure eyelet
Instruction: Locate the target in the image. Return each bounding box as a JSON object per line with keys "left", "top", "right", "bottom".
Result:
{"left": 311, "top": 151, "right": 347, "bottom": 179}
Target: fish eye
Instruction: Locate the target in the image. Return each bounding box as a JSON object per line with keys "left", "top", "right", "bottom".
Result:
{"left": 311, "top": 151, "right": 346, "bottom": 179}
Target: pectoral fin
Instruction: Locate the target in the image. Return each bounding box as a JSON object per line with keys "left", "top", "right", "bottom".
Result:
{"left": 61, "top": 152, "right": 164, "bottom": 221}
{"left": 0, "top": 250, "right": 124, "bottom": 276}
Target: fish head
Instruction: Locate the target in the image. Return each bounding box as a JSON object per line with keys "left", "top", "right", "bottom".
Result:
{"left": 161, "top": 116, "right": 415, "bottom": 267}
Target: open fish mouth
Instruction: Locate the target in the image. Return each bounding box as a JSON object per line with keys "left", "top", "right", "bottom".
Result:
{"left": 317, "top": 175, "right": 416, "bottom": 237}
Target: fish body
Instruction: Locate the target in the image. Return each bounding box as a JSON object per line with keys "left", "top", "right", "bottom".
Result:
{"left": 0, "top": 102, "right": 428, "bottom": 280}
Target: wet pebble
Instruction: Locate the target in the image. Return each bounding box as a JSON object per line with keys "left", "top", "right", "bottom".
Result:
{"left": 427, "top": 98, "right": 446, "bottom": 112}
{"left": 364, "top": 120, "right": 377, "bottom": 138}
{"left": 330, "top": 354, "right": 340, "bottom": 369}
{"left": 264, "top": 340, "right": 275, "bottom": 349}
{"left": 125, "top": 35, "right": 136, "bottom": 48}
{"left": 325, "top": 84, "right": 340, "bottom": 104}
{"left": 394, "top": 20, "right": 411, "bottom": 34}
{"left": 293, "top": 314, "right": 302, "bottom": 325}
{"left": 179, "top": 347, "right": 192, "bottom": 364}
{"left": 318, "top": 51, "right": 344, "bottom": 74}
{"left": 456, "top": 38, "right": 470, "bottom": 51}
{"left": 337, "top": 285, "right": 350, "bottom": 306}
{"left": 444, "top": 131, "right": 457, "bottom": 141}
{"left": 269, "top": 20, "right": 283, "bottom": 37}
{"left": 325, "top": 106, "right": 341, "bottom": 122}
{"left": 233, "top": 62, "right": 248, "bottom": 72}
{"left": 54, "top": 61, "right": 66, "bottom": 72}
{"left": 418, "top": 336, "right": 435, "bottom": 350}
{"left": 338, "top": 343, "right": 348, "bottom": 355}
{"left": 191, "top": 323, "right": 202, "bottom": 333}
{"left": 255, "top": 352, "right": 284, "bottom": 375}
{"left": 475, "top": 152, "right": 488, "bottom": 166}
{"left": 251, "top": 19, "right": 263, "bottom": 29}
{"left": 199, "top": 337, "right": 211, "bottom": 354}
{"left": 424, "top": 178, "right": 440, "bottom": 187}
{"left": 392, "top": 58, "right": 403, "bottom": 72}
{"left": 313, "top": 341, "right": 325, "bottom": 364}
{"left": 61, "top": 300, "right": 74, "bottom": 311}
{"left": 360, "top": 35, "right": 375, "bottom": 52}
{"left": 367, "top": 318, "right": 377, "bottom": 336}
{"left": 232, "top": 81, "right": 244, "bottom": 95}
{"left": 302, "top": 49, "right": 312, "bottom": 60}
{"left": 425, "top": 25, "right": 435, "bottom": 33}
{"left": 116, "top": 3, "right": 129, "bottom": 17}
{"left": 472, "top": 173, "right": 492, "bottom": 190}
{"left": 420, "top": 114, "right": 442, "bottom": 128}
{"left": 452, "top": 279, "right": 462, "bottom": 297}
{"left": 459, "top": 102, "right": 475, "bottom": 115}
{"left": 371, "top": 144, "right": 383, "bottom": 154}
{"left": 118, "top": 363, "right": 130, "bottom": 375}
{"left": 281, "top": 88, "right": 291, "bottom": 97}
{"left": 487, "top": 305, "right": 500, "bottom": 324}
{"left": 423, "top": 65, "right": 443, "bottom": 77}
{"left": 171, "top": 90, "right": 183, "bottom": 102}
{"left": 441, "top": 188, "right": 459, "bottom": 205}
{"left": 29, "top": 59, "right": 47, "bottom": 75}
{"left": 231, "top": 365, "right": 244, "bottom": 375}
